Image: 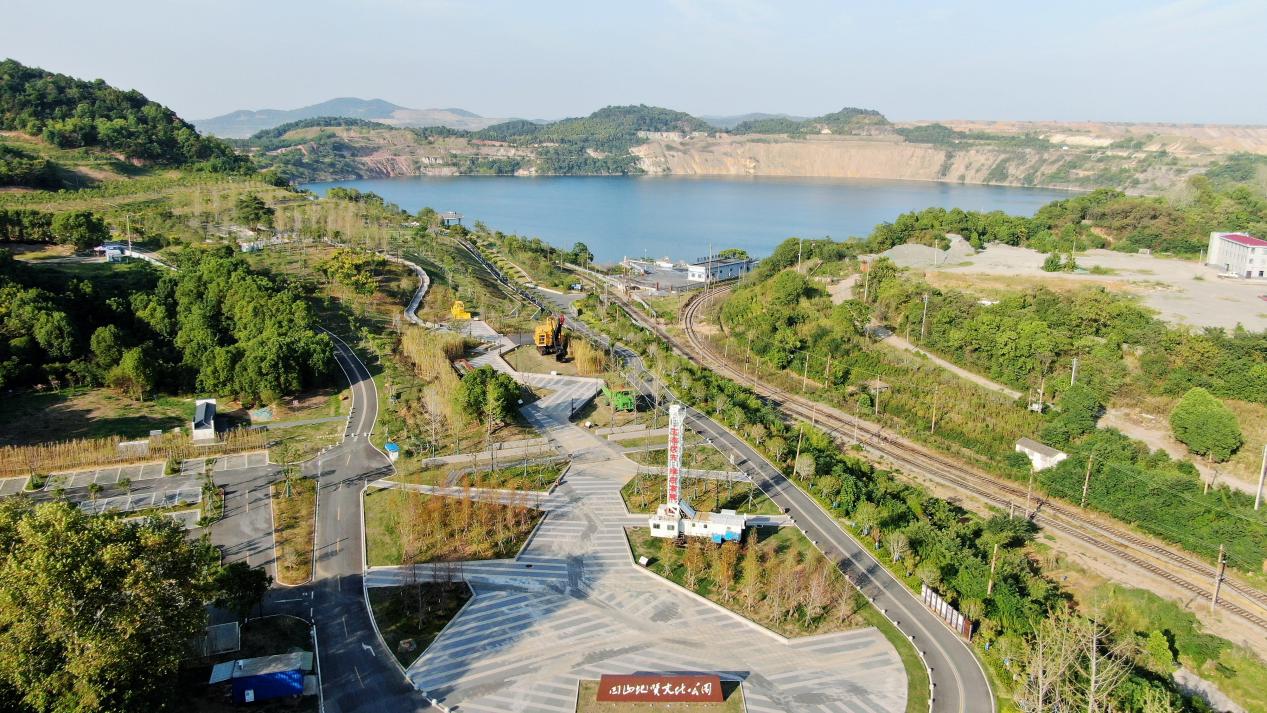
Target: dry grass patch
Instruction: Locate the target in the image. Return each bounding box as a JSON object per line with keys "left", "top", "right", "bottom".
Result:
{"left": 271, "top": 477, "right": 316, "bottom": 585}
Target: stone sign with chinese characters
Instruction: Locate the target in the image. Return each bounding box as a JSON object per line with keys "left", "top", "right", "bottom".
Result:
{"left": 595, "top": 674, "right": 725, "bottom": 703}
{"left": 665, "top": 404, "right": 685, "bottom": 515}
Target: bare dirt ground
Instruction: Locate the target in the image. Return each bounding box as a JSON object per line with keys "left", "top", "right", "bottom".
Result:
{"left": 825, "top": 274, "right": 858, "bottom": 304}
{"left": 1097, "top": 407, "right": 1259, "bottom": 494}
{"left": 932, "top": 246, "right": 1267, "bottom": 332}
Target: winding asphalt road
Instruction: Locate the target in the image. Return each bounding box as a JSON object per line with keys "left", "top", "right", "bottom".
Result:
{"left": 269, "top": 330, "right": 436, "bottom": 713}
{"left": 290, "top": 245, "right": 989, "bottom": 712}
{"left": 592, "top": 289, "right": 995, "bottom": 713}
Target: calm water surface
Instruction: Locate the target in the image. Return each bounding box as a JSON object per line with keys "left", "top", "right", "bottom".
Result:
{"left": 303, "top": 175, "right": 1071, "bottom": 262}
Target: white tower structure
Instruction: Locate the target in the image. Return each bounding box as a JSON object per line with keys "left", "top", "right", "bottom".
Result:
{"left": 648, "top": 405, "right": 746, "bottom": 542}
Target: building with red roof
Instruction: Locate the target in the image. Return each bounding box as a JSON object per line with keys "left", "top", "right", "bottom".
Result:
{"left": 1208, "top": 232, "right": 1267, "bottom": 278}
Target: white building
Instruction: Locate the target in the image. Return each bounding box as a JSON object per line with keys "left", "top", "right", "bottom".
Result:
{"left": 192, "top": 399, "right": 217, "bottom": 442}
{"left": 1015, "top": 437, "right": 1067, "bottom": 471}
{"left": 686, "top": 256, "right": 753, "bottom": 283}
{"left": 650, "top": 502, "right": 746, "bottom": 543}
{"left": 1207, "top": 232, "right": 1267, "bottom": 278}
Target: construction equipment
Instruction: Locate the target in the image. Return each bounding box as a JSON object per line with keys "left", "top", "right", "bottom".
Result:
{"left": 451, "top": 300, "right": 472, "bottom": 320}
{"left": 534, "top": 314, "right": 566, "bottom": 355}
{"left": 603, "top": 385, "right": 636, "bottom": 412}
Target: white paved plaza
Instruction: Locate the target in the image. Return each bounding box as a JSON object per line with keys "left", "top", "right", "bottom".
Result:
{"left": 365, "top": 405, "right": 907, "bottom": 712}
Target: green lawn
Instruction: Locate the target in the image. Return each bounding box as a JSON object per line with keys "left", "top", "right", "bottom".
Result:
{"left": 504, "top": 345, "right": 579, "bottom": 376}
{"left": 456, "top": 461, "right": 566, "bottom": 491}
{"left": 629, "top": 446, "right": 732, "bottom": 472}
{"left": 610, "top": 434, "right": 666, "bottom": 448}
{"left": 389, "top": 460, "right": 563, "bottom": 491}
{"left": 0, "top": 387, "right": 192, "bottom": 446}
{"left": 364, "top": 487, "right": 543, "bottom": 566}
{"left": 367, "top": 582, "right": 472, "bottom": 667}
{"left": 571, "top": 394, "right": 660, "bottom": 430}
{"left": 621, "top": 473, "right": 780, "bottom": 515}
{"left": 268, "top": 420, "right": 343, "bottom": 462}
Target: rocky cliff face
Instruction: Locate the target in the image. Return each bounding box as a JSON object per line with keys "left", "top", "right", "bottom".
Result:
{"left": 266, "top": 124, "right": 1214, "bottom": 192}
{"left": 630, "top": 134, "right": 1203, "bottom": 192}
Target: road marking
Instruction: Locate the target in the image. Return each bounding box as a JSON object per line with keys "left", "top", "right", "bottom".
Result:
{"left": 361, "top": 642, "right": 377, "bottom": 657}
{"left": 275, "top": 597, "right": 304, "bottom": 603}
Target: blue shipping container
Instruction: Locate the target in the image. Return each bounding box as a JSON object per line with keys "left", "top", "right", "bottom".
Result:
{"left": 232, "top": 670, "right": 304, "bottom": 703}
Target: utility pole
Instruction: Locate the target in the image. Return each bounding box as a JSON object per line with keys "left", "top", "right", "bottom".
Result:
{"left": 802, "top": 352, "right": 810, "bottom": 392}
{"left": 797, "top": 237, "right": 803, "bottom": 274}
{"left": 929, "top": 386, "right": 939, "bottom": 434}
{"left": 1080, "top": 453, "right": 1094, "bottom": 508}
{"left": 874, "top": 386, "right": 881, "bottom": 416}
{"left": 1256, "top": 444, "right": 1266, "bottom": 511}
{"left": 987, "top": 543, "right": 1000, "bottom": 596}
{"left": 792, "top": 422, "right": 804, "bottom": 474}
{"left": 1025, "top": 470, "right": 1035, "bottom": 518}
{"left": 919, "top": 292, "right": 930, "bottom": 343}
{"left": 824, "top": 353, "right": 832, "bottom": 385}
{"left": 1211, "top": 544, "right": 1226, "bottom": 612}
{"left": 1071, "top": 357, "right": 1079, "bottom": 386}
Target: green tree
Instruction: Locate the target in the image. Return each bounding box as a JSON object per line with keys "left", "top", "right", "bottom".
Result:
{"left": 88, "top": 324, "right": 124, "bottom": 368}
{"left": 235, "top": 194, "right": 274, "bottom": 228}
{"left": 1170, "top": 387, "right": 1243, "bottom": 461}
{"left": 212, "top": 561, "right": 272, "bottom": 621}
{"left": 0, "top": 500, "right": 217, "bottom": 712}
{"left": 569, "top": 242, "right": 593, "bottom": 266}
{"left": 108, "top": 346, "right": 156, "bottom": 400}
{"left": 1041, "top": 252, "right": 1063, "bottom": 272}
{"left": 50, "top": 210, "right": 109, "bottom": 251}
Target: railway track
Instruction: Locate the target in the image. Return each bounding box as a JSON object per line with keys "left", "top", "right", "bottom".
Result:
{"left": 663, "top": 282, "right": 1267, "bottom": 633}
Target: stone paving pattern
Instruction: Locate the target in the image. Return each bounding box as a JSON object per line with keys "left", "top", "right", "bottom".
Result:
{"left": 366, "top": 395, "right": 906, "bottom": 712}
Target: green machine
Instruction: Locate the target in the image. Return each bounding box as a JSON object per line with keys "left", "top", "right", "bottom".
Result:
{"left": 603, "top": 385, "right": 636, "bottom": 412}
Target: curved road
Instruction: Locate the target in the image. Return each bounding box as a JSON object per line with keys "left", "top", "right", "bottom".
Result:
{"left": 272, "top": 329, "right": 436, "bottom": 713}
{"left": 509, "top": 259, "right": 991, "bottom": 710}
{"left": 580, "top": 284, "right": 993, "bottom": 713}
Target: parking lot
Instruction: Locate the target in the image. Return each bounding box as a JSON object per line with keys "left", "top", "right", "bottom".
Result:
{"left": 0, "top": 451, "right": 273, "bottom": 533}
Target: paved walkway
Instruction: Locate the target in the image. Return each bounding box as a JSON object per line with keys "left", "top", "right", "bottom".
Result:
{"left": 366, "top": 385, "right": 905, "bottom": 712}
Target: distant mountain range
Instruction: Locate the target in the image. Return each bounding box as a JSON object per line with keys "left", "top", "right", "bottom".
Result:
{"left": 699, "top": 112, "right": 809, "bottom": 130}
{"left": 193, "top": 97, "right": 511, "bottom": 138}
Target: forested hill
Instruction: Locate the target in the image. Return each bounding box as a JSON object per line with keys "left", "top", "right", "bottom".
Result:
{"left": 730, "top": 107, "right": 889, "bottom": 135}
{"left": 0, "top": 59, "right": 246, "bottom": 172}
{"left": 244, "top": 105, "right": 727, "bottom": 178}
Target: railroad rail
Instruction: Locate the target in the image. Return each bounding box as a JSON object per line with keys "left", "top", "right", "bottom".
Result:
{"left": 664, "top": 282, "right": 1267, "bottom": 633}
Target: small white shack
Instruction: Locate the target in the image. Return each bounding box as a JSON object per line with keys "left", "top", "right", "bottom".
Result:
{"left": 192, "top": 399, "right": 217, "bottom": 442}
{"left": 1015, "top": 437, "right": 1067, "bottom": 471}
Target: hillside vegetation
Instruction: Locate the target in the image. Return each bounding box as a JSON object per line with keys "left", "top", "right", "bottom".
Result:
{"left": 713, "top": 175, "right": 1267, "bottom": 572}
{"left": 0, "top": 59, "right": 246, "bottom": 176}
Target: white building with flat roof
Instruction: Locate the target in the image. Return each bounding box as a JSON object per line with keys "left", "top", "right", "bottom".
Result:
{"left": 1207, "top": 232, "right": 1267, "bottom": 278}
{"left": 687, "top": 256, "right": 753, "bottom": 283}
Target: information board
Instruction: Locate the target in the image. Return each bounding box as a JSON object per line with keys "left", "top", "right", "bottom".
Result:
{"left": 596, "top": 674, "right": 724, "bottom": 703}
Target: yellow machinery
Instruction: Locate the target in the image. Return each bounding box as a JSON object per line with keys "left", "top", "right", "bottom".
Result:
{"left": 451, "top": 300, "right": 472, "bottom": 320}
{"left": 534, "top": 314, "right": 570, "bottom": 361}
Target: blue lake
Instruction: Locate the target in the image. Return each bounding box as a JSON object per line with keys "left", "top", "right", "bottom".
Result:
{"left": 302, "top": 175, "right": 1072, "bottom": 262}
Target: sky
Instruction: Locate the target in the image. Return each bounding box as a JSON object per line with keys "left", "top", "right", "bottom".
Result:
{"left": 4, "top": 0, "right": 1266, "bottom": 125}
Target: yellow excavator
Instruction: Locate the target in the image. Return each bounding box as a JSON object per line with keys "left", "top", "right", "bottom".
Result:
{"left": 451, "top": 300, "right": 472, "bottom": 320}
{"left": 534, "top": 314, "right": 570, "bottom": 361}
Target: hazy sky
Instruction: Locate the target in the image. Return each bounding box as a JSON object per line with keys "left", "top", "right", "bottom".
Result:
{"left": 4, "top": 0, "right": 1266, "bottom": 124}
